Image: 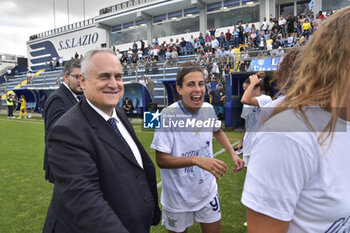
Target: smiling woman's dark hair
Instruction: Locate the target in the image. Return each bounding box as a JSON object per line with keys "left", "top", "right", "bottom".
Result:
{"left": 176, "top": 62, "right": 204, "bottom": 88}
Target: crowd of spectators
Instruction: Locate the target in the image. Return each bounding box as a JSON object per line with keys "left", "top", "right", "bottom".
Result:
{"left": 113, "top": 10, "right": 333, "bottom": 76}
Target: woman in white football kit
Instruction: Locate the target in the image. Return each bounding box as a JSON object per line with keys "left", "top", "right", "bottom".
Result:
{"left": 241, "top": 7, "right": 350, "bottom": 233}
{"left": 238, "top": 71, "right": 272, "bottom": 167}
{"left": 151, "top": 63, "right": 244, "bottom": 233}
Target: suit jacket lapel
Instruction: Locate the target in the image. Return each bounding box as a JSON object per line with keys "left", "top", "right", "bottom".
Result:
{"left": 80, "top": 100, "right": 140, "bottom": 167}
{"left": 116, "top": 107, "right": 153, "bottom": 168}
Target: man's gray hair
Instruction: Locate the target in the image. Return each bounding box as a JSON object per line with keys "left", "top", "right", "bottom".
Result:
{"left": 63, "top": 58, "right": 81, "bottom": 75}
{"left": 81, "top": 49, "right": 115, "bottom": 77}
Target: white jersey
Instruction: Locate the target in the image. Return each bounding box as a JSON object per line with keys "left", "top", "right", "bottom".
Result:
{"left": 255, "top": 95, "right": 285, "bottom": 131}
{"left": 151, "top": 101, "right": 220, "bottom": 213}
{"left": 242, "top": 107, "right": 350, "bottom": 233}
{"left": 241, "top": 94, "right": 272, "bottom": 157}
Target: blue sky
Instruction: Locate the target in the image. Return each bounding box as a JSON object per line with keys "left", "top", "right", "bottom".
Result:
{"left": 0, "top": 0, "right": 117, "bottom": 57}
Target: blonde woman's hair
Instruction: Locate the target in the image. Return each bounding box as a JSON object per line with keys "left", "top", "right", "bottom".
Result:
{"left": 271, "top": 6, "right": 350, "bottom": 144}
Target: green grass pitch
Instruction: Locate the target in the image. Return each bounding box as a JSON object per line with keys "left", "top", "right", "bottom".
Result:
{"left": 0, "top": 114, "right": 246, "bottom": 233}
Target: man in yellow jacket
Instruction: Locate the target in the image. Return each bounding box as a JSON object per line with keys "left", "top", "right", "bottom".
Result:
{"left": 6, "top": 94, "right": 15, "bottom": 118}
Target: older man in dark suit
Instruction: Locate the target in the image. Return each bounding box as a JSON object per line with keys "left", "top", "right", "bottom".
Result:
{"left": 43, "top": 58, "right": 83, "bottom": 183}
{"left": 42, "top": 49, "right": 161, "bottom": 233}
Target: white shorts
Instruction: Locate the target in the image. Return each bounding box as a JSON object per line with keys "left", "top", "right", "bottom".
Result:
{"left": 162, "top": 194, "right": 221, "bottom": 232}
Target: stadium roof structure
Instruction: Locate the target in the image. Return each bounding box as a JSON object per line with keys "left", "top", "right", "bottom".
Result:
{"left": 95, "top": 0, "right": 217, "bottom": 27}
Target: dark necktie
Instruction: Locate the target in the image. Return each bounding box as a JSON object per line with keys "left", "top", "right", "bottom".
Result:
{"left": 76, "top": 95, "right": 82, "bottom": 101}
{"left": 107, "top": 118, "right": 133, "bottom": 154}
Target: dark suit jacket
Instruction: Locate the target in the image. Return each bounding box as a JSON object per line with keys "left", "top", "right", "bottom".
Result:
{"left": 44, "top": 84, "right": 78, "bottom": 183}
{"left": 43, "top": 99, "right": 161, "bottom": 233}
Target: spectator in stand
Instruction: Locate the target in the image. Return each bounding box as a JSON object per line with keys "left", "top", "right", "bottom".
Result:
{"left": 273, "top": 35, "right": 283, "bottom": 49}
{"left": 209, "top": 26, "right": 216, "bottom": 36}
{"left": 279, "top": 15, "right": 287, "bottom": 38}
{"left": 268, "top": 18, "right": 275, "bottom": 33}
{"left": 271, "top": 28, "right": 279, "bottom": 42}
{"left": 204, "top": 42, "right": 212, "bottom": 54}
{"left": 129, "top": 57, "right": 137, "bottom": 75}
{"left": 250, "top": 29, "right": 257, "bottom": 44}
{"left": 171, "top": 48, "right": 178, "bottom": 67}
{"left": 225, "top": 29, "right": 232, "bottom": 47}
{"left": 238, "top": 22, "right": 245, "bottom": 45}
{"left": 261, "top": 17, "right": 268, "bottom": 33}
{"left": 286, "top": 13, "right": 295, "bottom": 37}
{"left": 174, "top": 38, "right": 180, "bottom": 52}
{"left": 251, "top": 24, "right": 257, "bottom": 34}
{"left": 132, "top": 41, "right": 138, "bottom": 53}
{"left": 198, "top": 33, "right": 205, "bottom": 47}
{"left": 218, "top": 32, "right": 226, "bottom": 48}
{"left": 204, "top": 77, "right": 211, "bottom": 103}
{"left": 165, "top": 48, "right": 172, "bottom": 67}
{"left": 27, "top": 70, "right": 34, "bottom": 84}
{"left": 159, "top": 45, "right": 166, "bottom": 61}
{"left": 122, "top": 60, "right": 128, "bottom": 76}
{"left": 205, "top": 33, "right": 211, "bottom": 42}
{"left": 144, "top": 45, "right": 150, "bottom": 60}
{"left": 52, "top": 57, "right": 57, "bottom": 70}
{"left": 58, "top": 57, "right": 63, "bottom": 67}
{"left": 152, "top": 46, "right": 159, "bottom": 61}
{"left": 180, "top": 37, "right": 187, "bottom": 56}
{"left": 115, "top": 49, "right": 122, "bottom": 61}
{"left": 266, "top": 36, "right": 273, "bottom": 50}
{"left": 194, "top": 38, "right": 200, "bottom": 53}
{"left": 140, "top": 39, "right": 145, "bottom": 53}
{"left": 302, "top": 19, "right": 311, "bottom": 39}
{"left": 244, "top": 23, "right": 251, "bottom": 44}
{"left": 127, "top": 48, "right": 133, "bottom": 63}
{"left": 210, "top": 84, "right": 226, "bottom": 118}
{"left": 272, "top": 22, "right": 281, "bottom": 35}
{"left": 137, "top": 48, "right": 144, "bottom": 62}
{"left": 318, "top": 10, "right": 325, "bottom": 20}
{"left": 228, "top": 46, "right": 235, "bottom": 60}
{"left": 256, "top": 32, "right": 266, "bottom": 50}
{"left": 74, "top": 52, "right": 79, "bottom": 59}
{"left": 169, "top": 38, "right": 175, "bottom": 47}
{"left": 231, "top": 26, "right": 238, "bottom": 48}
{"left": 139, "top": 75, "right": 147, "bottom": 86}
{"left": 151, "top": 56, "right": 158, "bottom": 74}
{"left": 189, "top": 35, "right": 195, "bottom": 47}
{"left": 211, "top": 36, "right": 219, "bottom": 52}
{"left": 144, "top": 57, "right": 150, "bottom": 75}
{"left": 123, "top": 97, "right": 134, "bottom": 120}
{"left": 275, "top": 46, "right": 285, "bottom": 56}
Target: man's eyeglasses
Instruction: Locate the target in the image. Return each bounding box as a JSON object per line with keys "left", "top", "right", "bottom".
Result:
{"left": 70, "top": 74, "right": 80, "bottom": 79}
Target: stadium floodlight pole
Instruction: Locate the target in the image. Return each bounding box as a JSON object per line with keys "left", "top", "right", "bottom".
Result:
{"left": 67, "top": 0, "right": 70, "bottom": 25}
{"left": 53, "top": 0, "right": 56, "bottom": 28}
{"left": 83, "top": 0, "right": 86, "bottom": 21}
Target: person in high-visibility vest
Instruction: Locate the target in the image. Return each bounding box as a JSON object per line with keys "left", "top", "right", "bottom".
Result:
{"left": 18, "top": 95, "right": 27, "bottom": 119}
{"left": 6, "top": 94, "right": 15, "bottom": 118}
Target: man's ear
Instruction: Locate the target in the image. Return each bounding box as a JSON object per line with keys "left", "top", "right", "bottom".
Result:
{"left": 176, "top": 85, "right": 183, "bottom": 96}
{"left": 79, "top": 74, "right": 86, "bottom": 90}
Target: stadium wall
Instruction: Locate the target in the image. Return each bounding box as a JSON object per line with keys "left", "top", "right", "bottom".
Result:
{"left": 27, "top": 25, "right": 107, "bottom": 71}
